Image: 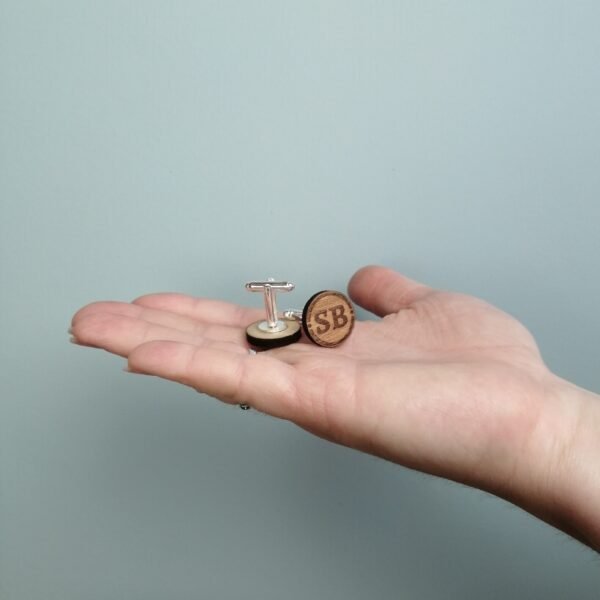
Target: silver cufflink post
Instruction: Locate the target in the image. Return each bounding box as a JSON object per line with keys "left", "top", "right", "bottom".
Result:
{"left": 245, "top": 278, "right": 302, "bottom": 349}
{"left": 245, "top": 278, "right": 294, "bottom": 333}
{"left": 283, "top": 309, "right": 303, "bottom": 321}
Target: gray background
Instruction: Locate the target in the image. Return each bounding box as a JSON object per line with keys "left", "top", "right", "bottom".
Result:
{"left": 1, "top": 1, "right": 599, "bottom": 598}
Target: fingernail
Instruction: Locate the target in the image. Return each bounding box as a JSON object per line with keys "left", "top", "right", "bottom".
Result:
{"left": 69, "top": 336, "right": 96, "bottom": 348}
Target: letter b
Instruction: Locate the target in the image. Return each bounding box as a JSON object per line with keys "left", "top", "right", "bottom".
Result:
{"left": 329, "top": 305, "right": 348, "bottom": 330}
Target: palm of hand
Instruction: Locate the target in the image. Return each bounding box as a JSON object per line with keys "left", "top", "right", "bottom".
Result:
{"left": 71, "top": 266, "right": 558, "bottom": 499}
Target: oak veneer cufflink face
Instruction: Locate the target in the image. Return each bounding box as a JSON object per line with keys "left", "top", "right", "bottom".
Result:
{"left": 301, "top": 290, "right": 355, "bottom": 347}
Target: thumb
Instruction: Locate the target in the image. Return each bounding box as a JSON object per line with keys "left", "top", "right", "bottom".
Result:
{"left": 347, "top": 265, "right": 433, "bottom": 317}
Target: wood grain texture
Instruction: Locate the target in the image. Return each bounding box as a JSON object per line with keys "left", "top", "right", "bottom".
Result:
{"left": 246, "top": 319, "right": 301, "bottom": 349}
{"left": 302, "top": 291, "right": 355, "bottom": 347}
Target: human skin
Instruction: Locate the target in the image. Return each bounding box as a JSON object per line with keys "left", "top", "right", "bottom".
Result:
{"left": 69, "top": 265, "right": 600, "bottom": 551}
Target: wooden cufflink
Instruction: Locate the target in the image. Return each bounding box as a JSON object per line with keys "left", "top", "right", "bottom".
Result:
{"left": 245, "top": 280, "right": 355, "bottom": 349}
{"left": 284, "top": 290, "right": 355, "bottom": 348}
{"left": 245, "top": 279, "right": 302, "bottom": 349}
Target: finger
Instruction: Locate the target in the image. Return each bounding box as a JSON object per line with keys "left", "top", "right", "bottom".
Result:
{"left": 71, "top": 312, "right": 248, "bottom": 357}
{"left": 127, "top": 340, "right": 298, "bottom": 419}
{"left": 347, "top": 265, "right": 434, "bottom": 317}
{"left": 72, "top": 300, "right": 247, "bottom": 340}
{"left": 131, "top": 293, "right": 264, "bottom": 328}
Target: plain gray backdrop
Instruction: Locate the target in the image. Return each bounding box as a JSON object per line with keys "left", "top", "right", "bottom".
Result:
{"left": 1, "top": 1, "right": 599, "bottom": 598}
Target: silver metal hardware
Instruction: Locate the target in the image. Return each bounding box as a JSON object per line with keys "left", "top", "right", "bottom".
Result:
{"left": 245, "top": 278, "right": 295, "bottom": 332}
{"left": 283, "top": 309, "right": 303, "bottom": 321}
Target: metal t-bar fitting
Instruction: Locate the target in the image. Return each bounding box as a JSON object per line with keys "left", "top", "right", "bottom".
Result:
{"left": 245, "top": 278, "right": 295, "bottom": 331}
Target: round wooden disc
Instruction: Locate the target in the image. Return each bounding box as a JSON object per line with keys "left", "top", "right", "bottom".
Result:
{"left": 302, "top": 291, "right": 355, "bottom": 347}
{"left": 246, "top": 319, "right": 301, "bottom": 349}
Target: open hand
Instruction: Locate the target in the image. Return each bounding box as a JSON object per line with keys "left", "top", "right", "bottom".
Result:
{"left": 70, "top": 266, "right": 580, "bottom": 509}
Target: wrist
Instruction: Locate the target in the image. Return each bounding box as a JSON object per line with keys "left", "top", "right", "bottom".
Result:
{"left": 516, "top": 375, "right": 600, "bottom": 550}
{"left": 553, "top": 379, "right": 600, "bottom": 550}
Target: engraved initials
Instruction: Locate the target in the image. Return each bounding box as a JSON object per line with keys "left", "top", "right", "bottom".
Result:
{"left": 312, "top": 304, "right": 348, "bottom": 335}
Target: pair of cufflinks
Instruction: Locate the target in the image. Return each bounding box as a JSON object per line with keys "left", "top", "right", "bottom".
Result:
{"left": 245, "top": 279, "right": 355, "bottom": 350}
